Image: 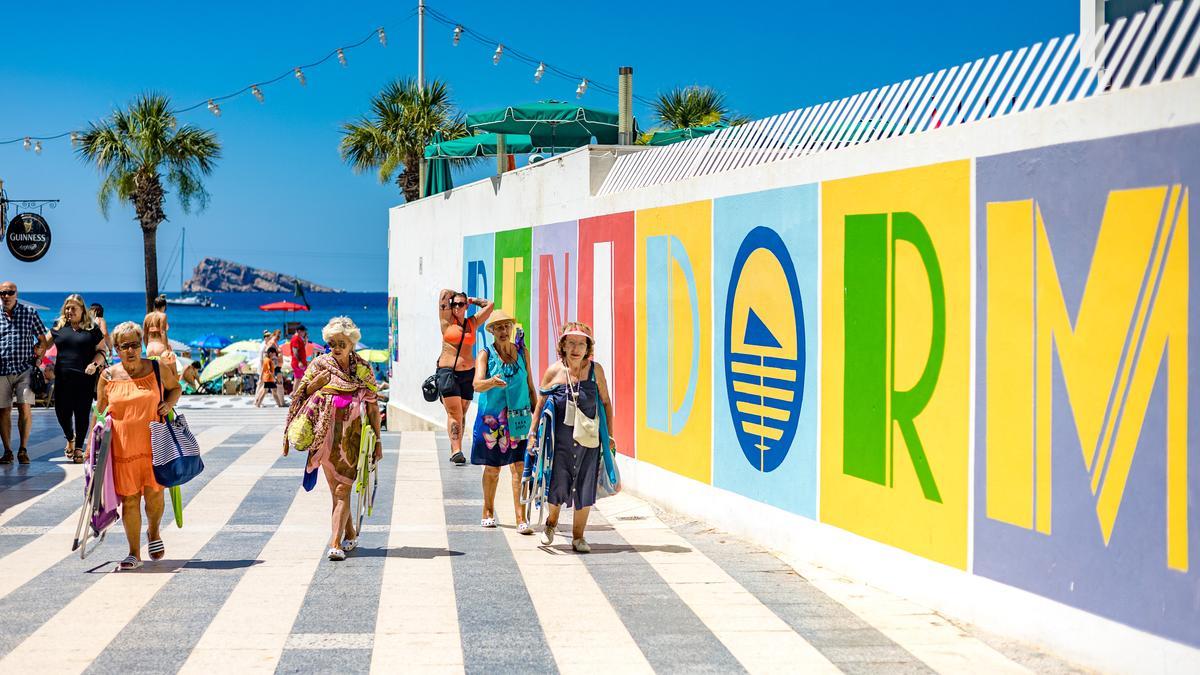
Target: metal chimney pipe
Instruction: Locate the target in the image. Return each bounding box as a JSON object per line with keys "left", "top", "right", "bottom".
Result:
{"left": 618, "top": 66, "right": 634, "bottom": 145}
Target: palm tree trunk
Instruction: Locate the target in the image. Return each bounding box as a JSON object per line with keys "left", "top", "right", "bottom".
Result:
{"left": 398, "top": 168, "right": 420, "bottom": 203}
{"left": 142, "top": 225, "right": 159, "bottom": 313}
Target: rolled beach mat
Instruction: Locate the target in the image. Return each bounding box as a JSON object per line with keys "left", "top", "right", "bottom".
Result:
{"left": 170, "top": 486, "right": 184, "bottom": 528}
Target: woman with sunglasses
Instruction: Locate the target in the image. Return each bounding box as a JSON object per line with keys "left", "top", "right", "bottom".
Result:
{"left": 436, "top": 290, "right": 493, "bottom": 465}
{"left": 528, "top": 322, "right": 616, "bottom": 553}
{"left": 284, "top": 316, "right": 382, "bottom": 561}
{"left": 96, "top": 321, "right": 182, "bottom": 570}
{"left": 50, "top": 294, "right": 106, "bottom": 463}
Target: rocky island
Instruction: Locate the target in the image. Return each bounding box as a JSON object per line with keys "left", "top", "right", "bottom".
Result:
{"left": 183, "top": 257, "right": 342, "bottom": 293}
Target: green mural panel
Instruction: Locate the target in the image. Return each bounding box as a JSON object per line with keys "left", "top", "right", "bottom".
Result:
{"left": 494, "top": 227, "right": 533, "bottom": 334}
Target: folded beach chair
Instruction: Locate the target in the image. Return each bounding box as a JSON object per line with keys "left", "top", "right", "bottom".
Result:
{"left": 71, "top": 413, "right": 120, "bottom": 559}
{"left": 520, "top": 399, "right": 556, "bottom": 526}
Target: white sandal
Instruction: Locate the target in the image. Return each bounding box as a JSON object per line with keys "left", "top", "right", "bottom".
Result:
{"left": 327, "top": 547, "right": 346, "bottom": 561}
{"left": 516, "top": 522, "right": 532, "bottom": 535}
{"left": 118, "top": 555, "right": 143, "bottom": 571}
{"left": 480, "top": 517, "right": 497, "bottom": 528}
{"left": 341, "top": 538, "right": 358, "bottom": 552}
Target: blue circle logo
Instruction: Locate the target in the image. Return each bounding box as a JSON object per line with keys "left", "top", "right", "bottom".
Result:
{"left": 723, "top": 226, "right": 805, "bottom": 472}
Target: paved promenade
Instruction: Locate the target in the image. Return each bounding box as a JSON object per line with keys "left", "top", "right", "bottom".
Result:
{"left": 0, "top": 408, "right": 1080, "bottom": 673}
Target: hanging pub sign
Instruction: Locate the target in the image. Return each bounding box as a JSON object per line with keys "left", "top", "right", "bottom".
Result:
{"left": 7, "top": 213, "right": 52, "bottom": 262}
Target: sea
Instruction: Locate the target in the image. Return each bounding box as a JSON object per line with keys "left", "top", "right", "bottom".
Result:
{"left": 22, "top": 292, "right": 389, "bottom": 349}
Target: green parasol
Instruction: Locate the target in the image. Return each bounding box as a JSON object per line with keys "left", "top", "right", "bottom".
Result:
{"left": 423, "top": 130, "right": 454, "bottom": 197}
{"left": 466, "top": 101, "right": 620, "bottom": 150}
{"left": 356, "top": 349, "right": 390, "bottom": 363}
{"left": 199, "top": 352, "right": 247, "bottom": 383}
{"left": 647, "top": 123, "right": 729, "bottom": 146}
{"left": 424, "top": 133, "right": 577, "bottom": 158}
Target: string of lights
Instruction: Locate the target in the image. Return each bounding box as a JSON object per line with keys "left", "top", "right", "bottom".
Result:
{"left": 424, "top": 5, "right": 653, "bottom": 105}
{"left": 0, "top": 10, "right": 415, "bottom": 149}
{"left": 3, "top": 4, "right": 652, "bottom": 155}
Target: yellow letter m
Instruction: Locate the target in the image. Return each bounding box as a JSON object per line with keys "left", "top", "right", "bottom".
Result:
{"left": 985, "top": 186, "right": 1189, "bottom": 571}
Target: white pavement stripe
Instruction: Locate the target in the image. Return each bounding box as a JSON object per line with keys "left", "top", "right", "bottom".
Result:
{"left": 0, "top": 435, "right": 85, "bottom": 527}
{"left": 596, "top": 493, "right": 841, "bottom": 674}
{"left": 780, "top": 555, "right": 1032, "bottom": 675}
{"left": 0, "top": 425, "right": 241, "bottom": 603}
{"left": 0, "top": 424, "right": 269, "bottom": 673}
{"left": 495, "top": 477, "right": 654, "bottom": 675}
{"left": 370, "top": 431, "right": 464, "bottom": 673}
{"left": 180, "top": 445, "right": 331, "bottom": 674}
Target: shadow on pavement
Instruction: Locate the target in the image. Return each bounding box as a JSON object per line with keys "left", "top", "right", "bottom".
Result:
{"left": 543, "top": 543, "right": 692, "bottom": 555}
{"left": 355, "top": 546, "right": 465, "bottom": 559}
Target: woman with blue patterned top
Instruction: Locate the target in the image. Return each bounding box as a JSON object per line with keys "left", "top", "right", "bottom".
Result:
{"left": 470, "top": 310, "right": 537, "bottom": 534}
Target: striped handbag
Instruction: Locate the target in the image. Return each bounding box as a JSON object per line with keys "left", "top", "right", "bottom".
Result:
{"left": 150, "top": 361, "right": 204, "bottom": 487}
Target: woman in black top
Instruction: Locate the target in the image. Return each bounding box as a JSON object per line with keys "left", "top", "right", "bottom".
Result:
{"left": 51, "top": 294, "right": 106, "bottom": 463}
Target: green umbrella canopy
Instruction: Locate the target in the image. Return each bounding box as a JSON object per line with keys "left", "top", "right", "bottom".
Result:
{"left": 424, "top": 130, "right": 454, "bottom": 197}
{"left": 424, "top": 133, "right": 579, "bottom": 159}
{"left": 647, "top": 123, "right": 729, "bottom": 146}
{"left": 466, "top": 101, "right": 620, "bottom": 146}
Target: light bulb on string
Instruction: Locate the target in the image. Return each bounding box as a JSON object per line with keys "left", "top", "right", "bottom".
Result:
{"left": 294, "top": 67, "right": 306, "bottom": 86}
{"left": 33, "top": 141, "right": 41, "bottom": 154}
{"left": 453, "top": 25, "right": 463, "bottom": 46}
{"left": 22, "top": 137, "right": 30, "bottom": 151}
{"left": 534, "top": 63, "right": 545, "bottom": 83}
{"left": 378, "top": 27, "right": 387, "bottom": 46}
{"left": 337, "top": 49, "right": 347, "bottom": 67}
{"left": 576, "top": 78, "right": 588, "bottom": 98}
{"left": 492, "top": 44, "right": 503, "bottom": 65}
{"left": 252, "top": 86, "right": 264, "bottom": 103}
{"left": 207, "top": 99, "right": 221, "bottom": 117}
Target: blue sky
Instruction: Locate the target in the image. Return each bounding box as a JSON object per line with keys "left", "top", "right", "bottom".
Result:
{"left": 1, "top": 1, "right": 1077, "bottom": 292}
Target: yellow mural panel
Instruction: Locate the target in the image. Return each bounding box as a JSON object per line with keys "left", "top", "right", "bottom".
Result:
{"left": 636, "top": 201, "right": 713, "bottom": 484}
{"left": 820, "top": 161, "right": 971, "bottom": 569}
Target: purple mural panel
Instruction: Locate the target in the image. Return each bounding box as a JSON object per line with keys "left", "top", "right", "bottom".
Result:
{"left": 530, "top": 221, "right": 579, "bottom": 378}
{"left": 975, "top": 124, "right": 1200, "bottom": 647}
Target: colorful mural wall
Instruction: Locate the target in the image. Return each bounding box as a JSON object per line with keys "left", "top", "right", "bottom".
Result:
{"left": 456, "top": 124, "right": 1199, "bottom": 649}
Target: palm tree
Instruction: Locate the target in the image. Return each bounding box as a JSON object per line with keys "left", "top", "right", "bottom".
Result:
{"left": 340, "top": 78, "right": 472, "bottom": 203}
{"left": 651, "top": 85, "right": 750, "bottom": 130}
{"left": 77, "top": 94, "right": 221, "bottom": 312}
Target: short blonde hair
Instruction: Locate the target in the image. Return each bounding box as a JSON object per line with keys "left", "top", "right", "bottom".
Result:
{"left": 322, "top": 316, "right": 361, "bottom": 346}
{"left": 53, "top": 294, "right": 95, "bottom": 331}
{"left": 110, "top": 321, "right": 143, "bottom": 345}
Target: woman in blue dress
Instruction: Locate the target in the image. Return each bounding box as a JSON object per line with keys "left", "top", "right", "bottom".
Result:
{"left": 470, "top": 311, "right": 537, "bottom": 533}
{"left": 529, "top": 322, "right": 617, "bottom": 553}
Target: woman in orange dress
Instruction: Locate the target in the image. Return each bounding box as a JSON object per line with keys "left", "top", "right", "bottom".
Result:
{"left": 96, "top": 321, "right": 182, "bottom": 570}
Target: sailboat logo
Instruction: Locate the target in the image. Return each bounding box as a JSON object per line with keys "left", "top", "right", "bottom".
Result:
{"left": 723, "top": 226, "right": 805, "bottom": 472}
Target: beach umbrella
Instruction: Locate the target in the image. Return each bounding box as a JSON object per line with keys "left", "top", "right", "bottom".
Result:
{"left": 423, "top": 130, "right": 454, "bottom": 197}
{"left": 168, "top": 338, "right": 190, "bottom": 354}
{"left": 423, "top": 133, "right": 577, "bottom": 159}
{"left": 281, "top": 340, "right": 324, "bottom": 359}
{"left": 190, "top": 333, "right": 232, "bottom": 350}
{"left": 356, "top": 349, "right": 389, "bottom": 363}
{"left": 199, "top": 352, "right": 247, "bottom": 383}
{"left": 466, "top": 101, "right": 620, "bottom": 150}
{"left": 647, "top": 123, "right": 729, "bottom": 146}
{"left": 259, "top": 300, "right": 309, "bottom": 312}
{"left": 222, "top": 339, "right": 264, "bottom": 355}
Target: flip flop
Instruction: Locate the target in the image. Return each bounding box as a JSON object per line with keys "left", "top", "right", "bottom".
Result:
{"left": 148, "top": 539, "right": 165, "bottom": 561}
{"left": 118, "top": 555, "right": 142, "bottom": 571}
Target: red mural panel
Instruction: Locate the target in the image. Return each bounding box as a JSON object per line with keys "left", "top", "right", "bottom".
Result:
{"left": 578, "top": 212, "right": 636, "bottom": 458}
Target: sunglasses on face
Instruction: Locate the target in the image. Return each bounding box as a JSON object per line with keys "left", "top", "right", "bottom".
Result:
{"left": 328, "top": 340, "right": 349, "bottom": 349}
{"left": 117, "top": 341, "right": 141, "bottom": 351}
{"left": 449, "top": 301, "right": 467, "bottom": 308}
{"left": 0, "top": 291, "right": 14, "bottom": 297}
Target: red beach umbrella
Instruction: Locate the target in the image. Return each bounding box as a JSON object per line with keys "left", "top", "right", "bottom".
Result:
{"left": 259, "top": 300, "right": 310, "bottom": 312}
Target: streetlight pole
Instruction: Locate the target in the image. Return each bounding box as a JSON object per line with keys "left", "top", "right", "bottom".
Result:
{"left": 417, "top": 0, "right": 427, "bottom": 199}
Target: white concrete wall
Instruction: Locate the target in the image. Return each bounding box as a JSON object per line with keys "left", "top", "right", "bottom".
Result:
{"left": 389, "top": 77, "right": 1200, "bottom": 673}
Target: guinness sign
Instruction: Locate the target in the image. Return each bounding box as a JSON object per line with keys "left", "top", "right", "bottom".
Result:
{"left": 7, "top": 213, "right": 52, "bottom": 262}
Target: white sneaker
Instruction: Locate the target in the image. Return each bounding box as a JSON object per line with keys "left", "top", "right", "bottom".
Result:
{"left": 540, "top": 523, "right": 556, "bottom": 545}
{"left": 572, "top": 538, "right": 591, "bottom": 553}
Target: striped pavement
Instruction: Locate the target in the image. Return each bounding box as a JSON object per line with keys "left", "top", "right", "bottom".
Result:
{"left": 0, "top": 409, "right": 1082, "bottom": 674}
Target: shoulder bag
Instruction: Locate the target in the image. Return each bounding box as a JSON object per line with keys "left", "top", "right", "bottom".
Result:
{"left": 149, "top": 361, "right": 204, "bottom": 487}
{"left": 423, "top": 318, "right": 467, "bottom": 402}
{"left": 565, "top": 366, "right": 601, "bottom": 449}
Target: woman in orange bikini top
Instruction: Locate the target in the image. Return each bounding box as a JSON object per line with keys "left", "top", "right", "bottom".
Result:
{"left": 436, "top": 289, "right": 494, "bottom": 464}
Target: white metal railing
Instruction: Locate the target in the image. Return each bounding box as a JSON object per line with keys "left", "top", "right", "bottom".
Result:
{"left": 598, "top": 0, "right": 1200, "bottom": 196}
